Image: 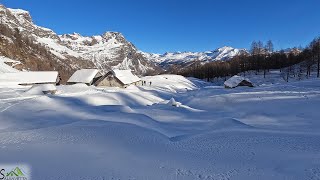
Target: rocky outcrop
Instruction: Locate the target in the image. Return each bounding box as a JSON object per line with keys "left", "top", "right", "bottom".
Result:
{"left": 59, "top": 32, "right": 158, "bottom": 75}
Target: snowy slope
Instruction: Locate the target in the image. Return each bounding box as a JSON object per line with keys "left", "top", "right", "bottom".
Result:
{"left": 0, "top": 56, "right": 20, "bottom": 73}
{"left": 0, "top": 75, "right": 319, "bottom": 179}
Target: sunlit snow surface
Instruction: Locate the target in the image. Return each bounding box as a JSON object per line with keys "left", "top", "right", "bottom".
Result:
{"left": 0, "top": 74, "right": 320, "bottom": 179}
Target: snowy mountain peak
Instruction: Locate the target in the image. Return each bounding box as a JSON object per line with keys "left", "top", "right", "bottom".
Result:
{"left": 143, "top": 46, "right": 248, "bottom": 69}
{"left": 60, "top": 33, "right": 84, "bottom": 40}
{"left": 58, "top": 30, "right": 156, "bottom": 74}
{"left": 71, "top": 32, "right": 83, "bottom": 38}
{"left": 102, "top": 31, "right": 123, "bottom": 38}
{"left": 7, "top": 8, "right": 31, "bottom": 21}
{"left": 1, "top": 6, "right": 57, "bottom": 39}
{"left": 218, "top": 46, "right": 234, "bottom": 51}
{"left": 209, "top": 46, "right": 246, "bottom": 61}
{"left": 101, "top": 31, "right": 131, "bottom": 46}
{"left": 214, "top": 46, "right": 238, "bottom": 53}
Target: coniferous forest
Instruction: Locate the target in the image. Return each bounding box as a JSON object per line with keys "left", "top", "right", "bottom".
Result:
{"left": 179, "top": 37, "right": 320, "bottom": 82}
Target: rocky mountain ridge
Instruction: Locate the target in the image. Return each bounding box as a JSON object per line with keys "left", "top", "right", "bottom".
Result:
{"left": 142, "top": 46, "right": 248, "bottom": 69}
{"left": 0, "top": 5, "right": 157, "bottom": 82}
{"left": 0, "top": 5, "right": 253, "bottom": 82}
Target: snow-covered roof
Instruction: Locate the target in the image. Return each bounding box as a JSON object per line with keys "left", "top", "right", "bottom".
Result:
{"left": 67, "top": 69, "right": 100, "bottom": 84}
{"left": 224, "top": 75, "right": 252, "bottom": 88}
{"left": 0, "top": 71, "right": 58, "bottom": 85}
{"left": 111, "top": 69, "right": 141, "bottom": 85}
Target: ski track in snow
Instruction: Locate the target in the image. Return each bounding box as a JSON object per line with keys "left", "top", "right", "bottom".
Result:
{"left": 0, "top": 74, "right": 320, "bottom": 179}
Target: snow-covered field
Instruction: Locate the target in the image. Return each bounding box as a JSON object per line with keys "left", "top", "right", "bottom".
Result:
{"left": 0, "top": 74, "right": 320, "bottom": 180}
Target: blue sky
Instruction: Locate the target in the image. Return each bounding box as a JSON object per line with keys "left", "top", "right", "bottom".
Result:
{"left": 1, "top": 0, "right": 320, "bottom": 53}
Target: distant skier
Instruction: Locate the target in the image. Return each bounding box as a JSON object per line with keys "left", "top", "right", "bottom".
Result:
{"left": 149, "top": 81, "right": 152, "bottom": 86}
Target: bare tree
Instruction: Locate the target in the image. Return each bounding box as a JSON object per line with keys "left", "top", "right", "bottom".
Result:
{"left": 265, "top": 40, "right": 274, "bottom": 53}
{"left": 314, "top": 37, "right": 320, "bottom": 78}
{"left": 257, "top": 41, "right": 264, "bottom": 55}
{"left": 250, "top": 41, "right": 258, "bottom": 56}
{"left": 310, "top": 37, "right": 320, "bottom": 78}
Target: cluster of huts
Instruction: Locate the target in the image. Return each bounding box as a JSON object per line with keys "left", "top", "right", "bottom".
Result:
{"left": 0, "top": 60, "right": 142, "bottom": 88}
{"left": 0, "top": 57, "right": 254, "bottom": 89}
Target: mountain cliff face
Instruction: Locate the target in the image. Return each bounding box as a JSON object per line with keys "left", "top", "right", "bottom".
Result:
{"left": 59, "top": 32, "right": 157, "bottom": 75}
{"left": 0, "top": 5, "right": 249, "bottom": 81}
{"left": 0, "top": 5, "right": 94, "bottom": 82}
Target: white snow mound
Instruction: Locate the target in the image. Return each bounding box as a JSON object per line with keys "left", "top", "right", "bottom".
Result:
{"left": 167, "top": 98, "right": 181, "bottom": 107}
{"left": 25, "top": 84, "right": 57, "bottom": 95}
{"left": 142, "top": 74, "right": 197, "bottom": 92}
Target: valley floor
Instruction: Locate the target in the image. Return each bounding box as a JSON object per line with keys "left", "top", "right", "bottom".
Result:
{"left": 0, "top": 74, "right": 320, "bottom": 180}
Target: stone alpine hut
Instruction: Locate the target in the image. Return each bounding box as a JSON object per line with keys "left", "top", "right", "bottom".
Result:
{"left": 224, "top": 75, "right": 254, "bottom": 88}
{"left": 93, "top": 69, "right": 141, "bottom": 88}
